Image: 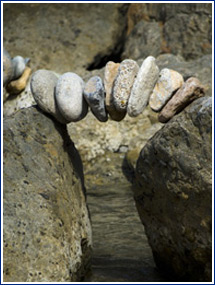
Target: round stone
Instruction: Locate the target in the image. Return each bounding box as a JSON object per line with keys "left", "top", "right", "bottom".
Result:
{"left": 84, "top": 76, "right": 108, "bottom": 122}
{"left": 12, "top": 56, "right": 26, "bottom": 80}
{"left": 55, "top": 72, "right": 88, "bottom": 122}
{"left": 30, "top": 69, "right": 69, "bottom": 124}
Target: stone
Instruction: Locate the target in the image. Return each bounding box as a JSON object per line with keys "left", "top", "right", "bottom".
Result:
{"left": 55, "top": 72, "right": 88, "bottom": 122}
{"left": 12, "top": 56, "right": 29, "bottom": 80}
{"left": 3, "top": 48, "right": 13, "bottom": 87}
{"left": 6, "top": 66, "right": 31, "bottom": 95}
{"left": 84, "top": 76, "right": 108, "bottom": 122}
{"left": 149, "top": 68, "right": 184, "bottom": 112}
{"left": 30, "top": 70, "right": 69, "bottom": 124}
{"left": 128, "top": 56, "right": 159, "bottom": 117}
{"left": 113, "top": 59, "right": 139, "bottom": 112}
{"left": 3, "top": 107, "right": 92, "bottom": 282}
{"left": 104, "top": 61, "right": 126, "bottom": 121}
{"left": 158, "top": 77, "right": 205, "bottom": 123}
{"left": 134, "top": 97, "right": 212, "bottom": 281}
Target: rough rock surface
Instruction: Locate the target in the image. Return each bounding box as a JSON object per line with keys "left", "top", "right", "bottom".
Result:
{"left": 3, "top": 107, "right": 92, "bottom": 282}
{"left": 134, "top": 97, "right": 212, "bottom": 281}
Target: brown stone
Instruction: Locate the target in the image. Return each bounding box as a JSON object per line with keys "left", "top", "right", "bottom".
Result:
{"left": 6, "top": 66, "right": 31, "bottom": 95}
{"left": 158, "top": 77, "right": 205, "bottom": 123}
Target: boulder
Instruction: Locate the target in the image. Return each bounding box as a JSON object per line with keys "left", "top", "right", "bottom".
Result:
{"left": 3, "top": 107, "right": 92, "bottom": 282}
{"left": 133, "top": 97, "right": 212, "bottom": 281}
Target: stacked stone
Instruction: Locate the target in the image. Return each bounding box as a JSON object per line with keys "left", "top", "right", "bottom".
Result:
{"left": 3, "top": 48, "right": 31, "bottom": 94}
{"left": 30, "top": 56, "right": 205, "bottom": 125}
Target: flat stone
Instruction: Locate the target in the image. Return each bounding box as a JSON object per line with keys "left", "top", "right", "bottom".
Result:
{"left": 158, "top": 77, "right": 205, "bottom": 123}
{"left": 104, "top": 61, "right": 125, "bottom": 121}
{"left": 113, "top": 59, "right": 139, "bottom": 112}
{"left": 149, "top": 68, "right": 184, "bottom": 112}
{"left": 84, "top": 76, "right": 108, "bottom": 122}
{"left": 3, "top": 48, "right": 13, "bottom": 87}
{"left": 55, "top": 72, "right": 88, "bottom": 122}
{"left": 31, "top": 69, "right": 69, "bottom": 124}
{"left": 128, "top": 56, "right": 159, "bottom": 117}
{"left": 6, "top": 66, "right": 31, "bottom": 95}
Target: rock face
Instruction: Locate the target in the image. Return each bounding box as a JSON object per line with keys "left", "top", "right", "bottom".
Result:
{"left": 134, "top": 97, "right": 212, "bottom": 281}
{"left": 3, "top": 107, "right": 92, "bottom": 282}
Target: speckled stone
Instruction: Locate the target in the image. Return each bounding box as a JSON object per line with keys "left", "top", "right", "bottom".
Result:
{"left": 12, "top": 56, "right": 27, "bottom": 80}
{"left": 84, "top": 76, "right": 108, "bottom": 122}
{"left": 113, "top": 59, "right": 139, "bottom": 112}
{"left": 149, "top": 68, "right": 184, "bottom": 112}
{"left": 128, "top": 56, "right": 159, "bottom": 117}
{"left": 3, "top": 48, "right": 13, "bottom": 87}
{"left": 104, "top": 61, "right": 125, "bottom": 121}
{"left": 55, "top": 72, "right": 88, "bottom": 122}
{"left": 158, "top": 77, "right": 205, "bottom": 123}
{"left": 31, "top": 69, "right": 69, "bottom": 124}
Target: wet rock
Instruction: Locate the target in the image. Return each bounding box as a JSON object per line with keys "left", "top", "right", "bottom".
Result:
{"left": 84, "top": 76, "right": 108, "bottom": 122}
{"left": 6, "top": 66, "right": 31, "bottom": 95}
{"left": 3, "top": 48, "right": 13, "bottom": 86}
{"left": 158, "top": 77, "right": 205, "bottom": 123}
{"left": 31, "top": 70, "right": 69, "bottom": 124}
{"left": 104, "top": 62, "right": 125, "bottom": 122}
{"left": 55, "top": 72, "right": 88, "bottom": 122}
{"left": 134, "top": 97, "right": 212, "bottom": 281}
{"left": 113, "top": 59, "right": 139, "bottom": 112}
{"left": 128, "top": 56, "right": 159, "bottom": 117}
{"left": 149, "top": 68, "right": 184, "bottom": 112}
{"left": 3, "top": 107, "right": 92, "bottom": 282}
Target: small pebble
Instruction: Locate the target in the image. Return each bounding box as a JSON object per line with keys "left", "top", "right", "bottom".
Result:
{"left": 104, "top": 61, "right": 125, "bottom": 121}
{"left": 158, "top": 77, "right": 205, "bottom": 123}
{"left": 128, "top": 56, "right": 159, "bottom": 117}
{"left": 3, "top": 48, "right": 13, "bottom": 86}
{"left": 12, "top": 56, "right": 29, "bottom": 80}
{"left": 84, "top": 76, "right": 108, "bottom": 122}
{"left": 31, "top": 69, "right": 69, "bottom": 124}
{"left": 149, "top": 68, "right": 184, "bottom": 112}
{"left": 55, "top": 72, "right": 88, "bottom": 122}
{"left": 113, "top": 59, "right": 139, "bottom": 112}
{"left": 6, "top": 66, "right": 31, "bottom": 95}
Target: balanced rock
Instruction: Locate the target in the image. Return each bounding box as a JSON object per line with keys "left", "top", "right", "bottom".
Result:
{"left": 128, "top": 56, "right": 159, "bottom": 117}
{"left": 134, "top": 97, "right": 212, "bottom": 281}
{"left": 159, "top": 77, "right": 205, "bottom": 123}
{"left": 3, "top": 48, "right": 13, "bottom": 86}
{"left": 12, "top": 56, "right": 30, "bottom": 80}
{"left": 149, "top": 68, "right": 184, "bottom": 112}
{"left": 7, "top": 66, "right": 32, "bottom": 95}
{"left": 3, "top": 107, "right": 92, "bottom": 282}
{"left": 84, "top": 76, "right": 108, "bottom": 122}
{"left": 113, "top": 59, "right": 139, "bottom": 112}
{"left": 31, "top": 70, "right": 68, "bottom": 124}
{"left": 55, "top": 72, "right": 88, "bottom": 122}
{"left": 104, "top": 61, "right": 125, "bottom": 121}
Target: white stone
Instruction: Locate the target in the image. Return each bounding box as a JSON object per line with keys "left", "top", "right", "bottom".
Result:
{"left": 55, "top": 72, "right": 88, "bottom": 122}
{"left": 128, "top": 56, "right": 159, "bottom": 117}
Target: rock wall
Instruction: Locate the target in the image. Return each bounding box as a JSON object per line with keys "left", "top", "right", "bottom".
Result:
{"left": 134, "top": 97, "right": 212, "bottom": 281}
{"left": 3, "top": 107, "right": 92, "bottom": 282}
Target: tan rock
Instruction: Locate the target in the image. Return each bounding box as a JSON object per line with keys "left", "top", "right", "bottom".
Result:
{"left": 104, "top": 61, "right": 125, "bottom": 121}
{"left": 149, "top": 68, "right": 184, "bottom": 112}
{"left": 6, "top": 66, "right": 31, "bottom": 95}
{"left": 158, "top": 77, "right": 205, "bottom": 123}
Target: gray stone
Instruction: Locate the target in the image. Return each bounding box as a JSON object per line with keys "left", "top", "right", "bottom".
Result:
{"left": 128, "top": 56, "right": 159, "bottom": 117}
{"left": 3, "top": 107, "right": 92, "bottom": 282}
{"left": 55, "top": 72, "right": 88, "bottom": 122}
{"left": 113, "top": 59, "right": 139, "bottom": 112}
{"left": 134, "top": 97, "right": 212, "bottom": 281}
{"left": 12, "top": 56, "right": 27, "bottom": 80}
{"left": 3, "top": 48, "right": 13, "bottom": 87}
{"left": 31, "top": 70, "right": 69, "bottom": 124}
{"left": 84, "top": 76, "right": 108, "bottom": 122}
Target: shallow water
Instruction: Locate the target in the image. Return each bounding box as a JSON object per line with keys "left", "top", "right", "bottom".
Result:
{"left": 83, "top": 152, "right": 167, "bottom": 282}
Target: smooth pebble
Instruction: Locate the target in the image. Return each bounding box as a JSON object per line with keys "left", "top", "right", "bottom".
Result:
{"left": 158, "top": 77, "right": 205, "bottom": 123}
{"left": 149, "top": 68, "right": 184, "bottom": 112}
{"left": 84, "top": 76, "right": 108, "bottom": 122}
{"left": 128, "top": 56, "right": 159, "bottom": 117}
{"left": 55, "top": 72, "right": 88, "bottom": 122}
{"left": 31, "top": 69, "right": 69, "bottom": 124}
{"left": 7, "top": 66, "right": 31, "bottom": 95}
{"left": 12, "top": 56, "right": 29, "bottom": 80}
